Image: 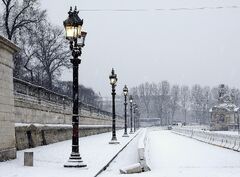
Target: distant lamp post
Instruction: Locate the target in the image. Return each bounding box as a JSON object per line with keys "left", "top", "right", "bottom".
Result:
{"left": 238, "top": 112, "right": 240, "bottom": 135}
{"left": 133, "top": 103, "right": 137, "bottom": 132}
{"left": 133, "top": 104, "right": 138, "bottom": 132}
{"left": 129, "top": 95, "right": 134, "bottom": 134}
{"left": 109, "top": 68, "right": 119, "bottom": 144}
{"left": 122, "top": 85, "right": 129, "bottom": 137}
{"left": 63, "top": 6, "right": 87, "bottom": 168}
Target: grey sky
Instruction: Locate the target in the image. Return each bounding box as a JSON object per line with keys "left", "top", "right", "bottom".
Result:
{"left": 41, "top": 0, "right": 240, "bottom": 97}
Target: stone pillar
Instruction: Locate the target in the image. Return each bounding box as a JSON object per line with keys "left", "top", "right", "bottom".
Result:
{"left": 0, "top": 35, "right": 19, "bottom": 161}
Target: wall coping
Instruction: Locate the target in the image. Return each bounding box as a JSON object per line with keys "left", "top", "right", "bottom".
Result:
{"left": 0, "top": 35, "right": 20, "bottom": 54}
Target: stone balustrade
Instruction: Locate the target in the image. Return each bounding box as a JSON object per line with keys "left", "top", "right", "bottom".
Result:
{"left": 13, "top": 77, "right": 124, "bottom": 126}
{"left": 13, "top": 77, "right": 118, "bottom": 118}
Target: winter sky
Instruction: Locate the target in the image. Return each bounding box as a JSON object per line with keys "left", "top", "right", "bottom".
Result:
{"left": 40, "top": 0, "right": 240, "bottom": 97}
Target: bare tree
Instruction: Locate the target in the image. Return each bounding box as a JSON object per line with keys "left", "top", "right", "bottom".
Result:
{"left": 169, "top": 85, "right": 180, "bottom": 123}
{"left": 32, "top": 21, "right": 71, "bottom": 89}
{"left": 191, "top": 84, "right": 204, "bottom": 124}
{"left": 202, "top": 86, "right": 211, "bottom": 124}
{"left": 152, "top": 83, "right": 162, "bottom": 119}
{"left": 180, "top": 85, "right": 190, "bottom": 124}
{"left": 137, "top": 82, "right": 151, "bottom": 118}
{"left": 0, "top": 0, "right": 46, "bottom": 40}
{"left": 160, "top": 81, "right": 170, "bottom": 125}
{"left": 15, "top": 29, "right": 39, "bottom": 81}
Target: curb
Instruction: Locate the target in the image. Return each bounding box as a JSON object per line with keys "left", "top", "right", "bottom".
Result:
{"left": 94, "top": 129, "right": 142, "bottom": 177}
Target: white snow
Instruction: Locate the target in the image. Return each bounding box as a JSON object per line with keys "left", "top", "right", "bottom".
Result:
{"left": 0, "top": 129, "right": 139, "bottom": 177}
{"left": 2, "top": 128, "right": 240, "bottom": 177}
{"left": 99, "top": 131, "right": 141, "bottom": 177}
{"left": 99, "top": 128, "right": 240, "bottom": 177}
{"left": 146, "top": 130, "right": 240, "bottom": 177}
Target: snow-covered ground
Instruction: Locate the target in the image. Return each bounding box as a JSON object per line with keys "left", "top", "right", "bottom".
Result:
{"left": 99, "top": 130, "right": 140, "bottom": 177}
{"left": 147, "top": 130, "right": 240, "bottom": 177}
{"left": 0, "top": 129, "right": 140, "bottom": 177}
{"left": 2, "top": 128, "right": 240, "bottom": 177}
{"left": 100, "top": 128, "right": 240, "bottom": 177}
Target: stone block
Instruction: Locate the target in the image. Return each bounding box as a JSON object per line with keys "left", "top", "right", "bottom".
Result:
{"left": 120, "top": 163, "right": 143, "bottom": 174}
{"left": 24, "top": 152, "right": 33, "bottom": 166}
{"left": 0, "top": 147, "right": 16, "bottom": 162}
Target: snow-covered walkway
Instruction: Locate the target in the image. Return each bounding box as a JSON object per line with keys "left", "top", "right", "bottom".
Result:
{"left": 0, "top": 129, "right": 140, "bottom": 177}
{"left": 147, "top": 130, "right": 240, "bottom": 177}
{"left": 99, "top": 129, "right": 240, "bottom": 177}
{"left": 2, "top": 129, "right": 240, "bottom": 177}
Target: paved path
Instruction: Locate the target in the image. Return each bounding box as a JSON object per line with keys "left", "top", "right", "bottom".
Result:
{"left": 146, "top": 130, "right": 240, "bottom": 177}
{"left": 0, "top": 129, "right": 140, "bottom": 177}
{"left": 2, "top": 129, "right": 240, "bottom": 177}
{"left": 100, "top": 129, "right": 240, "bottom": 177}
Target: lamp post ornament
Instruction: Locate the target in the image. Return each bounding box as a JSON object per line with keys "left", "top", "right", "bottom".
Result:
{"left": 123, "top": 85, "right": 129, "bottom": 137}
{"left": 63, "top": 6, "right": 87, "bottom": 168}
{"left": 109, "top": 68, "right": 120, "bottom": 144}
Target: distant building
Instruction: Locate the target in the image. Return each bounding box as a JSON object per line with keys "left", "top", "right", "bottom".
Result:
{"left": 209, "top": 84, "right": 239, "bottom": 131}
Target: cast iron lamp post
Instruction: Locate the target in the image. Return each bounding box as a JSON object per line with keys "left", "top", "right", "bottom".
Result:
{"left": 122, "top": 85, "right": 129, "bottom": 137}
{"left": 133, "top": 103, "right": 137, "bottom": 132}
{"left": 238, "top": 113, "right": 240, "bottom": 135}
{"left": 129, "top": 95, "right": 134, "bottom": 134}
{"left": 63, "top": 6, "right": 87, "bottom": 168}
{"left": 109, "top": 68, "right": 120, "bottom": 144}
{"left": 133, "top": 104, "right": 138, "bottom": 132}
{"left": 136, "top": 107, "right": 140, "bottom": 129}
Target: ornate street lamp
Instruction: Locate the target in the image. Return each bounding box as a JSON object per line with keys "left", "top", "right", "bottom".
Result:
{"left": 109, "top": 68, "right": 119, "bottom": 144}
{"left": 63, "top": 6, "right": 87, "bottom": 168}
{"left": 133, "top": 104, "right": 138, "bottom": 132}
{"left": 133, "top": 103, "right": 136, "bottom": 132}
{"left": 122, "top": 85, "right": 129, "bottom": 137}
{"left": 238, "top": 112, "right": 240, "bottom": 135}
{"left": 129, "top": 95, "right": 134, "bottom": 134}
{"left": 136, "top": 107, "right": 140, "bottom": 129}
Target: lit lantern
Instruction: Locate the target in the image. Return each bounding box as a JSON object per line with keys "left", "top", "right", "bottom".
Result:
{"left": 63, "top": 6, "right": 83, "bottom": 40}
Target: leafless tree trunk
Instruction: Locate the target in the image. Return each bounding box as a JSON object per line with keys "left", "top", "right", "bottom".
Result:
{"left": 180, "top": 85, "right": 190, "bottom": 124}
{"left": 138, "top": 82, "right": 152, "bottom": 118}
{"left": 170, "top": 85, "right": 179, "bottom": 124}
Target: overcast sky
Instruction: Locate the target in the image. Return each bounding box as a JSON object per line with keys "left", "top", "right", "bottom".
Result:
{"left": 40, "top": 0, "right": 240, "bottom": 97}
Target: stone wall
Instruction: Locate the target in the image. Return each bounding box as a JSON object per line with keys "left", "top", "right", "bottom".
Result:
{"left": 13, "top": 78, "right": 124, "bottom": 127}
{"left": 15, "top": 124, "right": 113, "bottom": 150}
{"left": 0, "top": 35, "right": 19, "bottom": 161}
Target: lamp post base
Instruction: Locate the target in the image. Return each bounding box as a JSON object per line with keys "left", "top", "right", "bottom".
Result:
{"left": 129, "top": 131, "right": 134, "bottom": 134}
{"left": 109, "top": 139, "right": 120, "bottom": 144}
{"left": 122, "top": 133, "right": 129, "bottom": 137}
{"left": 64, "top": 155, "right": 87, "bottom": 168}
